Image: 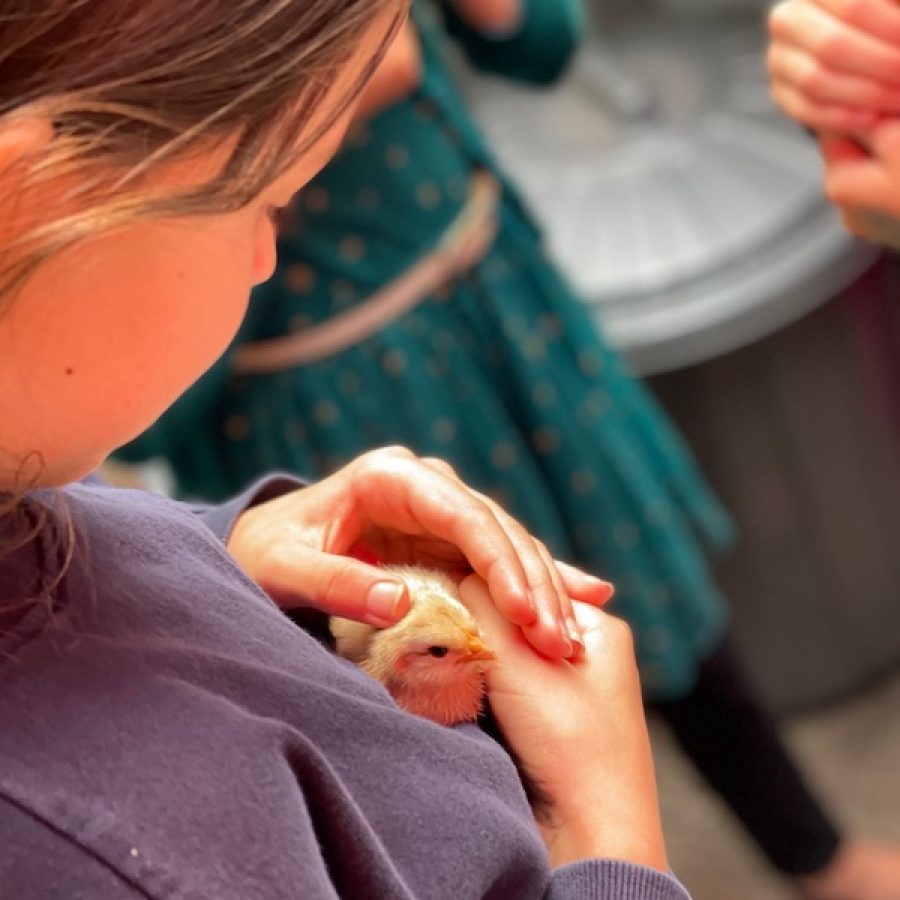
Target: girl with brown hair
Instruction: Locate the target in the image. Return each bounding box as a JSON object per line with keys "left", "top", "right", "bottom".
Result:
{"left": 0, "top": 2, "right": 689, "bottom": 896}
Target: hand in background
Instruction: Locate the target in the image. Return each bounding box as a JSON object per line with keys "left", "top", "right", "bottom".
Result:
{"left": 768, "top": 0, "right": 900, "bottom": 131}
{"left": 460, "top": 576, "right": 668, "bottom": 873}
{"left": 818, "top": 123, "right": 900, "bottom": 246}
{"left": 449, "top": 0, "right": 522, "bottom": 36}
{"left": 227, "top": 446, "right": 614, "bottom": 659}
{"left": 353, "top": 21, "right": 422, "bottom": 120}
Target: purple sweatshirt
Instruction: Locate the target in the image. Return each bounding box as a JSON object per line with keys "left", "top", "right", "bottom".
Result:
{"left": 0, "top": 478, "right": 690, "bottom": 900}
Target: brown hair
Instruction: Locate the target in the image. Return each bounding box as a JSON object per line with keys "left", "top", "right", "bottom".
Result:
{"left": 0, "top": 473, "right": 75, "bottom": 630}
{"left": 0, "top": 0, "right": 401, "bottom": 607}
{"left": 0, "top": 0, "right": 402, "bottom": 303}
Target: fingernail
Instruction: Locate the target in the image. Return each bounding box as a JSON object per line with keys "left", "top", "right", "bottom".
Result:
{"left": 553, "top": 618, "right": 573, "bottom": 657}
{"left": 587, "top": 574, "right": 614, "bottom": 590}
{"left": 366, "top": 581, "right": 407, "bottom": 626}
{"left": 567, "top": 619, "right": 585, "bottom": 658}
{"left": 572, "top": 568, "right": 614, "bottom": 590}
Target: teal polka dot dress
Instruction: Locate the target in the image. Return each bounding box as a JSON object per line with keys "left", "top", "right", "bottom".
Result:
{"left": 119, "top": 0, "right": 735, "bottom": 700}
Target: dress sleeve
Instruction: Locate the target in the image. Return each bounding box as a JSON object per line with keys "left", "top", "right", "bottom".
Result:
{"left": 546, "top": 860, "right": 693, "bottom": 900}
{"left": 440, "top": 0, "right": 584, "bottom": 85}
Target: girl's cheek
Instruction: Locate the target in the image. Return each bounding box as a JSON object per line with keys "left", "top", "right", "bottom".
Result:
{"left": 251, "top": 216, "right": 279, "bottom": 286}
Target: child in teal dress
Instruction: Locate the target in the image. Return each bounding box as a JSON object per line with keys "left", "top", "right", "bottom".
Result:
{"left": 121, "top": 0, "right": 730, "bottom": 700}
{"left": 118, "top": 1, "right": 891, "bottom": 894}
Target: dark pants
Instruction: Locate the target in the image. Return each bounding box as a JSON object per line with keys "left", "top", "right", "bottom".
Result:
{"left": 650, "top": 637, "right": 841, "bottom": 876}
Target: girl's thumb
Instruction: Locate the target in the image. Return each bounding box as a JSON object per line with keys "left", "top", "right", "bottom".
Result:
{"left": 275, "top": 545, "right": 410, "bottom": 626}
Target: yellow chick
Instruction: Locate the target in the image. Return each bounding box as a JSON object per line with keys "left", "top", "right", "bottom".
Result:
{"left": 330, "top": 565, "right": 495, "bottom": 726}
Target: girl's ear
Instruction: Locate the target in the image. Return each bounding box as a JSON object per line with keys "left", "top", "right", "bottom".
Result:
{"left": 0, "top": 116, "right": 55, "bottom": 249}
{"left": 0, "top": 116, "right": 54, "bottom": 175}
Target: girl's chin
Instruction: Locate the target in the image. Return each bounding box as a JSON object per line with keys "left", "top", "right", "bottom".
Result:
{"left": 29, "top": 451, "right": 109, "bottom": 489}
{"left": 0, "top": 449, "right": 82, "bottom": 491}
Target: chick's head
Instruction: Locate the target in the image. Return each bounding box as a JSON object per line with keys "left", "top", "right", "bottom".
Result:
{"left": 363, "top": 569, "right": 495, "bottom": 726}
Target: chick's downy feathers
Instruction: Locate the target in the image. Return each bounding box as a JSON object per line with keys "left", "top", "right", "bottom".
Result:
{"left": 330, "top": 566, "right": 494, "bottom": 726}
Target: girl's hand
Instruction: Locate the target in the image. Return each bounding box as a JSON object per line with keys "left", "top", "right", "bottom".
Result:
{"left": 459, "top": 576, "right": 667, "bottom": 872}
{"left": 227, "top": 446, "right": 613, "bottom": 659}
{"left": 768, "top": 0, "right": 900, "bottom": 131}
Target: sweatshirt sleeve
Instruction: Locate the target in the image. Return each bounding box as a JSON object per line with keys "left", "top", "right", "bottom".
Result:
{"left": 0, "top": 795, "right": 146, "bottom": 899}
{"left": 188, "top": 474, "right": 306, "bottom": 544}
{"left": 547, "top": 860, "right": 692, "bottom": 900}
{"left": 440, "top": 0, "right": 584, "bottom": 86}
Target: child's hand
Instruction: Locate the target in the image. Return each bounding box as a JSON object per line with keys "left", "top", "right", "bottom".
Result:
{"left": 459, "top": 576, "right": 667, "bottom": 872}
{"left": 226, "top": 447, "right": 613, "bottom": 659}
{"left": 818, "top": 122, "right": 900, "bottom": 245}
{"left": 768, "top": 0, "right": 900, "bottom": 131}
{"left": 449, "top": 0, "right": 522, "bottom": 36}
{"left": 353, "top": 21, "right": 421, "bottom": 120}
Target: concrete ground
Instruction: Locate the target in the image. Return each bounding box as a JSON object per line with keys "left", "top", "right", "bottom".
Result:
{"left": 651, "top": 668, "right": 900, "bottom": 899}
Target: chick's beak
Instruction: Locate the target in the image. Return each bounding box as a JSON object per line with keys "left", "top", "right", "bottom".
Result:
{"left": 463, "top": 634, "right": 495, "bottom": 662}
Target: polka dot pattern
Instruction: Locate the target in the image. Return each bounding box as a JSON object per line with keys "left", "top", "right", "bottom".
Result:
{"left": 431, "top": 417, "right": 458, "bottom": 443}
{"left": 386, "top": 143, "right": 410, "bottom": 170}
{"left": 532, "top": 382, "right": 558, "bottom": 408}
{"left": 303, "top": 187, "right": 330, "bottom": 214}
{"left": 532, "top": 426, "right": 560, "bottom": 456}
{"left": 490, "top": 441, "right": 518, "bottom": 471}
{"left": 357, "top": 187, "right": 380, "bottom": 212}
{"left": 312, "top": 401, "right": 340, "bottom": 428}
{"left": 224, "top": 414, "right": 250, "bottom": 442}
{"left": 284, "top": 264, "right": 315, "bottom": 295}
{"left": 382, "top": 349, "right": 407, "bottom": 376}
{"left": 339, "top": 236, "right": 366, "bottom": 264}
{"left": 415, "top": 182, "right": 441, "bottom": 209}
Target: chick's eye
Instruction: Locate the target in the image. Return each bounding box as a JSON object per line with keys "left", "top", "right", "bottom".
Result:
{"left": 427, "top": 646, "right": 449, "bottom": 658}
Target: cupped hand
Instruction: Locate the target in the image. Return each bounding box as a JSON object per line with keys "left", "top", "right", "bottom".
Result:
{"left": 768, "top": 0, "right": 900, "bottom": 131}
{"left": 459, "top": 576, "right": 667, "bottom": 872}
{"left": 226, "top": 446, "right": 614, "bottom": 659}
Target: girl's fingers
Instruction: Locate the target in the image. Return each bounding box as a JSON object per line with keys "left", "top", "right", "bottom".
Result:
{"left": 770, "top": 1, "right": 900, "bottom": 85}
{"left": 523, "top": 537, "right": 581, "bottom": 659}
{"left": 237, "top": 535, "right": 413, "bottom": 625}
{"left": 465, "top": 483, "right": 577, "bottom": 658}
{"left": 422, "top": 458, "right": 614, "bottom": 656}
{"left": 231, "top": 444, "right": 616, "bottom": 659}
{"left": 769, "top": 42, "right": 900, "bottom": 113}
{"left": 350, "top": 450, "right": 537, "bottom": 628}
{"left": 554, "top": 559, "right": 616, "bottom": 608}
{"left": 417, "top": 454, "right": 575, "bottom": 657}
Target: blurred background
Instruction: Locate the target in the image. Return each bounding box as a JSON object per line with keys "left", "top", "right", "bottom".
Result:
{"left": 457, "top": 0, "right": 900, "bottom": 895}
